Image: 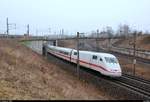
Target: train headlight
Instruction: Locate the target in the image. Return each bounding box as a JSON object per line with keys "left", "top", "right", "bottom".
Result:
{"left": 111, "top": 69, "right": 118, "bottom": 72}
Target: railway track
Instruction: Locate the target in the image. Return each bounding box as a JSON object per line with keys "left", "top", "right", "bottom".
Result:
{"left": 112, "top": 74, "right": 150, "bottom": 99}
{"left": 122, "top": 73, "right": 150, "bottom": 85}
{"left": 46, "top": 52, "right": 150, "bottom": 100}
{"left": 84, "top": 68, "right": 150, "bottom": 100}
{"left": 110, "top": 79, "right": 150, "bottom": 99}
{"left": 110, "top": 50, "right": 150, "bottom": 65}
{"left": 111, "top": 46, "right": 150, "bottom": 54}
{"left": 95, "top": 46, "right": 150, "bottom": 64}
{"left": 87, "top": 68, "right": 150, "bottom": 100}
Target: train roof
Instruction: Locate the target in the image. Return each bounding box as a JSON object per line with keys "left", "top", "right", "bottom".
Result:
{"left": 47, "top": 45, "right": 73, "bottom": 51}
{"left": 47, "top": 45, "right": 116, "bottom": 58}
{"left": 79, "top": 50, "right": 116, "bottom": 58}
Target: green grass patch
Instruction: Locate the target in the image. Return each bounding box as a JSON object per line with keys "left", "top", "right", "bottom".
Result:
{"left": 21, "top": 41, "right": 31, "bottom": 46}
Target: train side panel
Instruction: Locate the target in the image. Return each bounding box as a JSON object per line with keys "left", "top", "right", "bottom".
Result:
{"left": 47, "top": 45, "right": 71, "bottom": 61}
{"left": 89, "top": 55, "right": 104, "bottom": 74}
{"left": 71, "top": 50, "right": 106, "bottom": 73}
{"left": 71, "top": 50, "right": 90, "bottom": 68}
{"left": 71, "top": 50, "right": 77, "bottom": 63}
{"left": 78, "top": 52, "right": 91, "bottom": 68}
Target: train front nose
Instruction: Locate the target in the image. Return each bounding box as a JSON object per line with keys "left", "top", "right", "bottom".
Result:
{"left": 109, "top": 69, "right": 122, "bottom": 77}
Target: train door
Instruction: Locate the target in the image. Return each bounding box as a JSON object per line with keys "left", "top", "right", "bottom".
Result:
{"left": 70, "top": 49, "right": 73, "bottom": 61}
{"left": 71, "top": 50, "right": 77, "bottom": 63}
{"left": 90, "top": 55, "right": 99, "bottom": 70}
{"left": 42, "top": 45, "right": 46, "bottom": 56}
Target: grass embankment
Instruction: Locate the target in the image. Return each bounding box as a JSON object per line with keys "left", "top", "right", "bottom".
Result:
{"left": 20, "top": 41, "right": 31, "bottom": 46}
{"left": 0, "top": 39, "right": 109, "bottom": 100}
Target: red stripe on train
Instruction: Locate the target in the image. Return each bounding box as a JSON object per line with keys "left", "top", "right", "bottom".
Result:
{"left": 48, "top": 51, "right": 119, "bottom": 73}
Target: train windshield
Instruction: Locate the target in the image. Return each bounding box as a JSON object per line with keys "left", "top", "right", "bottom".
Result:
{"left": 105, "top": 57, "right": 118, "bottom": 64}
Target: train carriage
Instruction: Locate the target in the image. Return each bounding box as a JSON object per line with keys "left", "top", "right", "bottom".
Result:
{"left": 45, "top": 45, "right": 122, "bottom": 77}
{"left": 47, "top": 45, "right": 73, "bottom": 61}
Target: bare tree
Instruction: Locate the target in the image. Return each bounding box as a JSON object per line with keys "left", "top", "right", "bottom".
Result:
{"left": 106, "top": 26, "right": 114, "bottom": 38}
{"left": 117, "top": 24, "right": 131, "bottom": 38}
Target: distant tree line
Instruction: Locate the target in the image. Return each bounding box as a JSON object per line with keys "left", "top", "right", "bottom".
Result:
{"left": 89, "top": 24, "right": 148, "bottom": 39}
{"left": 28, "top": 24, "right": 149, "bottom": 39}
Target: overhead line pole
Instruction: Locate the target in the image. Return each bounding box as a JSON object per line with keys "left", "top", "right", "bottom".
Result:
{"left": 133, "top": 31, "right": 136, "bottom": 75}
{"left": 48, "top": 27, "right": 51, "bottom": 35}
{"left": 6, "top": 17, "right": 9, "bottom": 35}
{"left": 27, "top": 24, "right": 29, "bottom": 36}
{"left": 76, "top": 32, "right": 85, "bottom": 79}
{"left": 96, "top": 29, "right": 99, "bottom": 52}
{"left": 77, "top": 32, "right": 80, "bottom": 79}
{"left": 6, "top": 17, "right": 16, "bottom": 36}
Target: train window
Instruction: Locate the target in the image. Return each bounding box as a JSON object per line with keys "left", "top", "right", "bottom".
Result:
{"left": 74, "top": 52, "right": 77, "bottom": 55}
{"left": 59, "top": 51, "right": 62, "bottom": 53}
{"left": 64, "top": 52, "right": 69, "bottom": 55}
{"left": 105, "top": 57, "right": 118, "bottom": 63}
{"left": 92, "top": 55, "right": 97, "bottom": 60}
{"left": 100, "top": 58, "right": 103, "bottom": 61}
{"left": 60, "top": 51, "right": 69, "bottom": 55}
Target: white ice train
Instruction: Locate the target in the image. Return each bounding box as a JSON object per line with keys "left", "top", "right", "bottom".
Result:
{"left": 44, "top": 44, "right": 122, "bottom": 77}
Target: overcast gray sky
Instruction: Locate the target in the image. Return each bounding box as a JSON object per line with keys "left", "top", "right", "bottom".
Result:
{"left": 0, "top": 0, "right": 150, "bottom": 35}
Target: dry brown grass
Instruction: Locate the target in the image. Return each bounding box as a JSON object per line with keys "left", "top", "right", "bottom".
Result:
{"left": 113, "top": 35, "right": 150, "bottom": 50}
